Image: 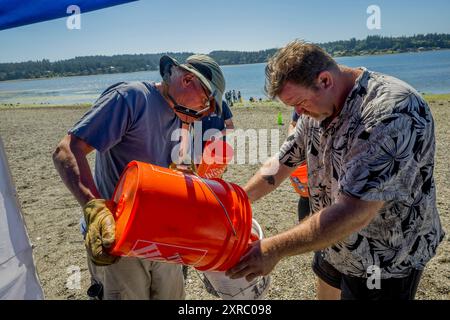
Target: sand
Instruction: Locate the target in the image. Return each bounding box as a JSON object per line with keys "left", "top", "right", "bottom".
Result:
{"left": 0, "top": 100, "right": 448, "bottom": 300}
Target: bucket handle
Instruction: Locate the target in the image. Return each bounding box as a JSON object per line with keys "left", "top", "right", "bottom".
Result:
{"left": 194, "top": 173, "right": 238, "bottom": 238}
{"left": 169, "top": 163, "right": 238, "bottom": 238}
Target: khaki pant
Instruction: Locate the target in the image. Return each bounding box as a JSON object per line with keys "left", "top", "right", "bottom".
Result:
{"left": 88, "top": 257, "right": 185, "bottom": 300}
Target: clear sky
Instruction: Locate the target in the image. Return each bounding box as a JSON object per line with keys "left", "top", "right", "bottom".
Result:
{"left": 1, "top": 0, "right": 449, "bottom": 63}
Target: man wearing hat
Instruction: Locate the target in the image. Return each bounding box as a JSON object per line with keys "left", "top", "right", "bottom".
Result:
{"left": 53, "top": 54, "right": 225, "bottom": 300}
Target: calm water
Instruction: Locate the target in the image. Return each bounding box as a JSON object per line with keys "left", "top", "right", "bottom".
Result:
{"left": 1, "top": 50, "right": 449, "bottom": 105}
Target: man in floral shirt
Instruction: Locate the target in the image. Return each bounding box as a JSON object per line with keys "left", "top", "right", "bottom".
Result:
{"left": 226, "top": 40, "right": 445, "bottom": 300}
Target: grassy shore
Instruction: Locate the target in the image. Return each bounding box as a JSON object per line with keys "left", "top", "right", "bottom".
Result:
{"left": 233, "top": 93, "right": 450, "bottom": 108}
{"left": 0, "top": 102, "right": 92, "bottom": 110}
{"left": 423, "top": 93, "right": 450, "bottom": 103}
{"left": 3, "top": 93, "right": 447, "bottom": 110}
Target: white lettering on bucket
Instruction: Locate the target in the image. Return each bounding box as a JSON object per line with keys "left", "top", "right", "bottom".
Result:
{"left": 128, "top": 240, "right": 208, "bottom": 266}
{"left": 201, "top": 167, "right": 227, "bottom": 179}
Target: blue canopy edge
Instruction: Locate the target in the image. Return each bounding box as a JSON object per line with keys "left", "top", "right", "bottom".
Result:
{"left": 0, "top": 0, "right": 138, "bottom": 31}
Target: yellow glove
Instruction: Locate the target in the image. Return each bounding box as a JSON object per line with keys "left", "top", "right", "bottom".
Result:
{"left": 83, "top": 199, "right": 120, "bottom": 266}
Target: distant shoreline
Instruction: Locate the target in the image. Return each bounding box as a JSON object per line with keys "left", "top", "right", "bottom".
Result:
{"left": 1, "top": 48, "right": 449, "bottom": 84}
{"left": 333, "top": 48, "right": 450, "bottom": 58}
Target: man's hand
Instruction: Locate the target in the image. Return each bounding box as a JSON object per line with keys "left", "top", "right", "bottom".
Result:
{"left": 225, "top": 239, "right": 281, "bottom": 282}
{"left": 83, "top": 199, "right": 120, "bottom": 266}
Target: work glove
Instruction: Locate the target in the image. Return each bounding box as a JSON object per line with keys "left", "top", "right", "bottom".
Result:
{"left": 83, "top": 199, "right": 120, "bottom": 266}
{"left": 169, "top": 161, "right": 197, "bottom": 175}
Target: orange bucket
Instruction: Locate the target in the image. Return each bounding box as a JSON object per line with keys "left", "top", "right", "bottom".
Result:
{"left": 197, "top": 140, "right": 234, "bottom": 179}
{"left": 289, "top": 163, "right": 309, "bottom": 197}
{"left": 108, "top": 161, "right": 252, "bottom": 272}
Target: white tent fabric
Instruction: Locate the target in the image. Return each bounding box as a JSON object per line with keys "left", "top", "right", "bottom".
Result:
{"left": 0, "top": 136, "right": 44, "bottom": 299}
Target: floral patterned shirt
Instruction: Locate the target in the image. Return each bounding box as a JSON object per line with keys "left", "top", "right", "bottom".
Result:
{"left": 279, "top": 68, "right": 445, "bottom": 278}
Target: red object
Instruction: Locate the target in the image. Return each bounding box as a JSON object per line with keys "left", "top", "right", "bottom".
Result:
{"left": 108, "top": 161, "right": 252, "bottom": 271}
{"left": 197, "top": 140, "right": 234, "bottom": 179}
{"left": 290, "top": 163, "right": 309, "bottom": 197}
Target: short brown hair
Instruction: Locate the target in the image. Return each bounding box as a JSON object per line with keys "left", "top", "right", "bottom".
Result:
{"left": 265, "top": 40, "right": 338, "bottom": 98}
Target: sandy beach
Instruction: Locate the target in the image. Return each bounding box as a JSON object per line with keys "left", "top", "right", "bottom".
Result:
{"left": 0, "top": 98, "right": 449, "bottom": 300}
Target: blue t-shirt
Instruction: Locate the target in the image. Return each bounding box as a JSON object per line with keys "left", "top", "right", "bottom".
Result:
{"left": 292, "top": 111, "right": 300, "bottom": 122}
{"left": 69, "top": 81, "right": 181, "bottom": 199}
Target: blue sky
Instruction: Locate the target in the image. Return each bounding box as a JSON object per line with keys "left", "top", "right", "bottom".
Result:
{"left": 0, "top": 0, "right": 449, "bottom": 63}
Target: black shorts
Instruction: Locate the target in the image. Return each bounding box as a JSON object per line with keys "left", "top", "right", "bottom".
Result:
{"left": 312, "top": 251, "right": 423, "bottom": 300}
{"left": 297, "top": 196, "right": 311, "bottom": 221}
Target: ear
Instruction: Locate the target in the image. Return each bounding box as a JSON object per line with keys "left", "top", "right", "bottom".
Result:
{"left": 317, "top": 71, "right": 333, "bottom": 90}
{"left": 182, "top": 72, "right": 195, "bottom": 88}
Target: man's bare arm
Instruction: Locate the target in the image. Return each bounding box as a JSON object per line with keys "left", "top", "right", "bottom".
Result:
{"left": 52, "top": 134, "right": 100, "bottom": 206}
{"left": 244, "top": 158, "right": 297, "bottom": 203}
{"left": 266, "top": 194, "right": 384, "bottom": 257}
{"left": 287, "top": 120, "right": 297, "bottom": 136}
{"left": 224, "top": 118, "right": 235, "bottom": 130}
{"left": 226, "top": 194, "right": 384, "bottom": 280}
{"left": 221, "top": 119, "right": 235, "bottom": 137}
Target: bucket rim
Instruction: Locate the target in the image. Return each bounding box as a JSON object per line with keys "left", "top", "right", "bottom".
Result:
{"left": 109, "top": 161, "right": 141, "bottom": 255}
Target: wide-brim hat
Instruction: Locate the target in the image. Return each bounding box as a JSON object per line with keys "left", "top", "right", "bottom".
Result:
{"left": 160, "top": 54, "right": 225, "bottom": 115}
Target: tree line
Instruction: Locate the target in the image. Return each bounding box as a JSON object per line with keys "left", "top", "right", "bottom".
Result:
{"left": 320, "top": 33, "right": 450, "bottom": 57}
{"left": 1, "top": 33, "right": 449, "bottom": 81}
